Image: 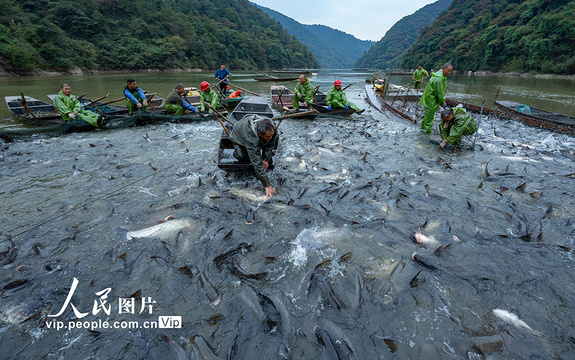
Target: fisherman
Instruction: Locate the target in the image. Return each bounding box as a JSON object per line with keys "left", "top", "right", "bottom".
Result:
{"left": 124, "top": 78, "right": 148, "bottom": 114}
{"left": 165, "top": 83, "right": 198, "bottom": 116}
{"left": 293, "top": 74, "right": 315, "bottom": 110}
{"left": 200, "top": 81, "right": 221, "bottom": 113}
{"left": 229, "top": 115, "right": 278, "bottom": 198}
{"left": 419, "top": 62, "right": 453, "bottom": 135}
{"left": 439, "top": 107, "right": 477, "bottom": 148}
{"left": 53, "top": 84, "right": 102, "bottom": 127}
{"left": 228, "top": 90, "right": 242, "bottom": 99}
{"left": 215, "top": 64, "right": 231, "bottom": 94}
{"left": 412, "top": 65, "right": 429, "bottom": 90}
{"left": 326, "top": 80, "right": 364, "bottom": 114}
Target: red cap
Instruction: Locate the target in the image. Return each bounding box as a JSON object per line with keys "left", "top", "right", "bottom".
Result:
{"left": 334, "top": 80, "right": 342, "bottom": 86}
{"left": 200, "top": 81, "right": 210, "bottom": 91}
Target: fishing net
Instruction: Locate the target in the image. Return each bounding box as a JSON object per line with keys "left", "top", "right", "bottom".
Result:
{"left": 0, "top": 110, "right": 221, "bottom": 142}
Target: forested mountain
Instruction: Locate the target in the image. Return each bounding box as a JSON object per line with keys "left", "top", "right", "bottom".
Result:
{"left": 401, "top": 0, "right": 575, "bottom": 74}
{"left": 254, "top": 4, "right": 375, "bottom": 69}
{"left": 0, "top": 0, "right": 318, "bottom": 74}
{"left": 354, "top": 0, "right": 452, "bottom": 69}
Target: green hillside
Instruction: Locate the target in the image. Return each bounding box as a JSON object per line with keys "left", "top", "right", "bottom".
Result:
{"left": 354, "top": 0, "right": 452, "bottom": 69}
{"left": 254, "top": 4, "right": 374, "bottom": 68}
{"left": 0, "top": 0, "right": 318, "bottom": 74}
{"left": 401, "top": 0, "right": 575, "bottom": 74}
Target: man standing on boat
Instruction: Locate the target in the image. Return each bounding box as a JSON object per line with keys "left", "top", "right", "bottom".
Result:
{"left": 124, "top": 78, "right": 148, "bottom": 114}
{"left": 326, "top": 80, "right": 364, "bottom": 114}
{"left": 439, "top": 107, "right": 477, "bottom": 148}
{"left": 229, "top": 115, "right": 278, "bottom": 198}
{"left": 54, "top": 84, "right": 102, "bottom": 127}
{"left": 200, "top": 81, "right": 221, "bottom": 113}
{"left": 165, "top": 83, "right": 198, "bottom": 116}
{"left": 412, "top": 65, "right": 429, "bottom": 90}
{"left": 215, "top": 64, "right": 232, "bottom": 94}
{"left": 293, "top": 74, "right": 314, "bottom": 110}
{"left": 419, "top": 62, "right": 453, "bottom": 135}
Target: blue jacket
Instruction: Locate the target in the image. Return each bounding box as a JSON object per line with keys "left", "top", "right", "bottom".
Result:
{"left": 215, "top": 68, "right": 231, "bottom": 81}
{"left": 124, "top": 87, "right": 146, "bottom": 105}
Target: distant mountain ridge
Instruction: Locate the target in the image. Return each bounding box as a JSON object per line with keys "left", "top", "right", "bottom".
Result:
{"left": 253, "top": 3, "right": 375, "bottom": 68}
{"left": 401, "top": 0, "right": 575, "bottom": 74}
{"left": 354, "top": 0, "right": 453, "bottom": 69}
{"left": 0, "top": 0, "right": 318, "bottom": 74}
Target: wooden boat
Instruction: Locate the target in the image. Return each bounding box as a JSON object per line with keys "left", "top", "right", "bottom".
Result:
{"left": 47, "top": 94, "right": 128, "bottom": 116}
{"left": 495, "top": 100, "right": 575, "bottom": 131}
{"left": 219, "top": 95, "right": 244, "bottom": 108}
{"left": 272, "top": 70, "right": 311, "bottom": 75}
{"left": 271, "top": 85, "right": 356, "bottom": 117}
{"left": 217, "top": 96, "right": 276, "bottom": 171}
{"left": 5, "top": 95, "right": 62, "bottom": 125}
{"left": 364, "top": 84, "right": 416, "bottom": 124}
{"left": 253, "top": 75, "right": 299, "bottom": 82}
{"left": 270, "top": 85, "right": 327, "bottom": 110}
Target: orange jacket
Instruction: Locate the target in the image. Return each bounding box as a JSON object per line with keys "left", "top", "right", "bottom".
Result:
{"left": 228, "top": 90, "right": 242, "bottom": 99}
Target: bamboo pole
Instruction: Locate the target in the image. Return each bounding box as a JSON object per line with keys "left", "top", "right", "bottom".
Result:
{"left": 225, "top": 82, "right": 262, "bottom": 97}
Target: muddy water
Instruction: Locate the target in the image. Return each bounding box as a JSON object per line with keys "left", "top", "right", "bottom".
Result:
{"left": 0, "top": 71, "right": 575, "bottom": 359}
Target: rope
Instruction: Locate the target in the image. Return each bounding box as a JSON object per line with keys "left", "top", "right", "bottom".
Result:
{"left": 1, "top": 165, "right": 174, "bottom": 243}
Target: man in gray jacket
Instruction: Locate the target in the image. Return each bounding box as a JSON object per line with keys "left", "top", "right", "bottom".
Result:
{"left": 229, "top": 114, "right": 278, "bottom": 198}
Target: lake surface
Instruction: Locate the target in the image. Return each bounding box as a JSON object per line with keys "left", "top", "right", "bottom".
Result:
{"left": 1, "top": 69, "right": 574, "bottom": 359}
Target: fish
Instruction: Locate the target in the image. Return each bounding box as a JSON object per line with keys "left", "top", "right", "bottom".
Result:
{"left": 409, "top": 270, "right": 424, "bottom": 288}
{"left": 314, "top": 325, "right": 340, "bottom": 360}
{"left": 191, "top": 335, "right": 223, "bottom": 360}
{"left": 411, "top": 253, "right": 457, "bottom": 278}
{"left": 516, "top": 182, "right": 527, "bottom": 193}
{"left": 196, "top": 266, "right": 221, "bottom": 306}
{"left": 481, "top": 161, "right": 491, "bottom": 177}
{"left": 231, "top": 255, "right": 267, "bottom": 280}
{"left": 115, "top": 219, "right": 193, "bottom": 247}
{"left": 160, "top": 332, "right": 188, "bottom": 360}
{"left": 492, "top": 309, "right": 542, "bottom": 336}
{"left": 225, "top": 189, "right": 269, "bottom": 203}
{"left": 413, "top": 233, "right": 437, "bottom": 246}
{"left": 213, "top": 242, "right": 253, "bottom": 268}
{"left": 245, "top": 208, "right": 255, "bottom": 224}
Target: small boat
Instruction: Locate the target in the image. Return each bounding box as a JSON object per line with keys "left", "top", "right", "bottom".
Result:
{"left": 271, "top": 86, "right": 356, "bottom": 117}
{"left": 495, "top": 100, "right": 575, "bottom": 132}
{"left": 270, "top": 85, "right": 327, "bottom": 110}
{"left": 5, "top": 95, "right": 62, "bottom": 125}
{"left": 47, "top": 94, "right": 128, "bottom": 116}
{"left": 364, "top": 84, "right": 416, "bottom": 124}
{"left": 217, "top": 96, "right": 276, "bottom": 171}
{"left": 352, "top": 68, "right": 369, "bottom": 71}
{"left": 253, "top": 75, "right": 299, "bottom": 82}
{"left": 219, "top": 95, "right": 245, "bottom": 109}
{"left": 272, "top": 70, "right": 311, "bottom": 74}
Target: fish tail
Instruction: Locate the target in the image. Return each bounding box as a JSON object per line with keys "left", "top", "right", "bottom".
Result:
{"left": 114, "top": 227, "right": 129, "bottom": 248}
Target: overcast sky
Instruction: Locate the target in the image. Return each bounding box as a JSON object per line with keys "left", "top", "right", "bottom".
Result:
{"left": 250, "top": 0, "right": 438, "bottom": 41}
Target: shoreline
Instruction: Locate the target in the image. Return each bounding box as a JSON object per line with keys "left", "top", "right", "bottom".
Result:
{"left": 0, "top": 67, "right": 205, "bottom": 78}
{"left": 2, "top": 67, "right": 575, "bottom": 80}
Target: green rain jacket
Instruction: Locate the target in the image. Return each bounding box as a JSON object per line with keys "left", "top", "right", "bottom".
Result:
{"left": 54, "top": 91, "right": 99, "bottom": 126}
{"left": 54, "top": 91, "right": 83, "bottom": 121}
{"left": 439, "top": 107, "right": 477, "bottom": 145}
{"left": 419, "top": 69, "right": 447, "bottom": 110}
{"left": 200, "top": 88, "right": 220, "bottom": 111}
{"left": 413, "top": 68, "right": 429, "bottom": 81}
{"left": 326, "top": 87, "right": 349, "bottom": 108}
{"left": 294, "top": 78, "right": 314, "bottom": 103}
{"left": 229, "top": 114, "right": 278, "bottom": 188}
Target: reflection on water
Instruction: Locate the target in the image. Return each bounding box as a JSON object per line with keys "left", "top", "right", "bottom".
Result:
{"left": 1, "top": 71, "right": 575, "bottom": 359}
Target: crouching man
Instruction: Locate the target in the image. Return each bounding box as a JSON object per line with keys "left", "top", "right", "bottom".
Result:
{"left": 229, "top": 115, "right": 278, "bottom": 198}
